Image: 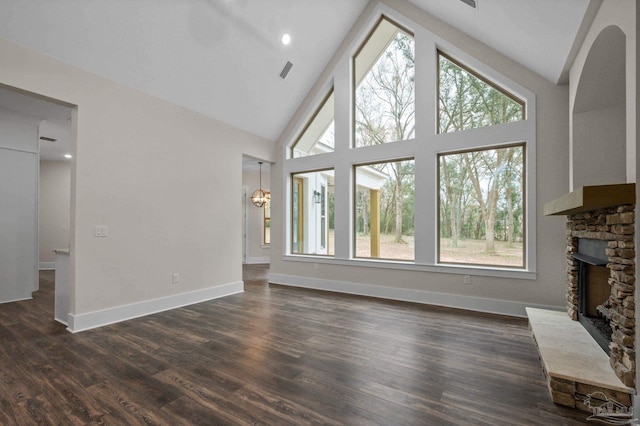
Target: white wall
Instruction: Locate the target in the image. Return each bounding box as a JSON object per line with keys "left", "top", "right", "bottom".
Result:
{"left": 0, "top": 36, "right": 275, "bottom": 331}
{"left": 0, "top": 116, "right": 38, "bottom": 303}
{"left": 242, "top": 167, "right": 271, "bottom": 264}
{"left": 39, "top": 160, "right": 71, "bottom": 268}
{"left": 571, "top": 20, "right": 628, "bottom": 189}
{"left": 270, "top": 0, "right": 571, "bottom": 317}
{"left": 570, "top": 0, "right": 637, "bottom": 187}
{"left": 573, "top": 107, "right": 626, "bottom": 187}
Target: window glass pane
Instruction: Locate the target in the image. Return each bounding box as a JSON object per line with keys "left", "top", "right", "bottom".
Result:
{"left": 438, "top": 53, "right": 524, "bottom": 134}
{"left": 438, "top": 145, "right": 524, "bottom": 267}
{"left": 355, "top": 159, "right": 414, "bottom": 260}
{"left": 292, "top": 91, "right": 334, "bottom": 158}
{"left": 354, "top": 19, "right": 415, "bottom": 147}
{"left": 263, "top": 201, "right": 270, "bottom": 245}
{"left": 291, "top": 170, "right": 334, "bottom": 255}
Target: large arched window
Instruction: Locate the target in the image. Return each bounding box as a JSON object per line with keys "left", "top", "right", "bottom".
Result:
{"left": 284, "top": 9, "right": 536, "bottom": 276}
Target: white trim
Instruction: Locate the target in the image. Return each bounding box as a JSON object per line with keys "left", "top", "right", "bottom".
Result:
{"left": 242, "top": 185, "right": 248, "bottom": 264}
{"left": 35, "top": 149, "right": 40, "bottom": 291}
{"left": 39, "top": 261, "right": 56, "bottom": 270}
{"left": 0, "top": 296, "right": 33, "bottom": 304}
{"left": 246, "top": 256, "right": 270, "bottom": 264}
{"left": 269, "top": 273, "right": 556, "bottom": 318}
{"left": 66, "top": 281, "right": 244, "bottom": 333}
{"left": 282, "top": 255, "right": 535, "bottom": 280}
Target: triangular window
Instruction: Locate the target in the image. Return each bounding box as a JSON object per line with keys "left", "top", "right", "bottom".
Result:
{"left": 291, "top": 90, "right": 334, "bottom": 158}
{"left": 438, "top": 52, "right": 524, "bottom": 134}
{"left": 354, "top": 18, "right": 415, "bottom": 147}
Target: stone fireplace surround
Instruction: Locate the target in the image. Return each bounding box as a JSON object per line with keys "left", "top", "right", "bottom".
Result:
{"left": 566, "top": 204, "right": 635, "bottom": 387}
{"left": 532, "top": 183, "right": 636, "bottom": 411}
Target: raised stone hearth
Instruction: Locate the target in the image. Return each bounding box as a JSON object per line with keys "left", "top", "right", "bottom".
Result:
{"left": 527, "top": 308, "right": 633, "bottom": 410}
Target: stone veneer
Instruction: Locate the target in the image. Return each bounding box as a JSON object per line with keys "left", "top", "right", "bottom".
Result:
{"left": 566, "top": 205, "right": 635, "bottom": 388}
{"left": 548, "top": 376, "right": 631, "bottom": 412}
{"left": 528, "top": 307, "right": 633, "bottom": 412}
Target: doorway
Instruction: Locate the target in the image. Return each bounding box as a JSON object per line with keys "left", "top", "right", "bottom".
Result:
{"left": 0, "top": 85, "right": 73, "bottom": 322}
{"left": 241, "top": 155, "right": 271, "bottom": 264}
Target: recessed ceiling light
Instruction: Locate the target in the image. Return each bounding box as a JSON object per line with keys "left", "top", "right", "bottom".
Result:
{"left": 64, "top": 154, "right": 72, "bottom": 159}
{"left": 281, "top": 33, "right": 291, "bottom": 46}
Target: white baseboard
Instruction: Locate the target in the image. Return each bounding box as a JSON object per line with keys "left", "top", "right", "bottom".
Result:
{"left": 67, "top": 281, "right": 244, "bottom": 333}
{"left": 39, "top": 262, "right": 56, "bottom": 270}
{"left": 245, "top": 256, "right": 270, "bottom": 264}
{"left": 268, "top": 273, "right": 559, "bottom": 318}
{"left": 0, "top": 295, "right": 33, "bottom": 304}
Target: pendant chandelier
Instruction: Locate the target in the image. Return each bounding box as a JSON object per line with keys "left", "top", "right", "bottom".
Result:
{"left": 251, "top": 162, "right": 270, "bottom": 207}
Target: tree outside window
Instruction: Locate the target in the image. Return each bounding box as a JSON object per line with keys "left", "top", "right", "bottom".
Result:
{"left": 438, "top": 52, "right": 524, "bottom": 134}
{"left": 355, "top": 18, "right": 415, "bottom": 147}
{"left": 438, "top": 145, "right": 524, "bottom": 267}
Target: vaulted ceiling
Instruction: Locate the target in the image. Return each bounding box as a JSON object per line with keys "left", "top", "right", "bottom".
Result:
{"left": 0, "top": 0, "right": 598, "bottom": 143}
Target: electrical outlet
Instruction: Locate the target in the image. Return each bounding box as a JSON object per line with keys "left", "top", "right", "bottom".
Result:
{"left": 463, "top": 275, "right": 471, "bottom": 284}
{"left": 314, "top": 263, "right": 319, "bottom": 270}
{"left": 172, "top": 273, "right": 179, "bottom": 284}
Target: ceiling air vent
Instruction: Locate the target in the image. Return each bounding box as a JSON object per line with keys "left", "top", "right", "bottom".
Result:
{"left": 279, "top": 61, "right": 293, "bottom": 79}
{"left": 460, "top": 0, "right": 477, "bottom": 8}
{"left": 39, "top": 136, "right": 57, "bottom": 142}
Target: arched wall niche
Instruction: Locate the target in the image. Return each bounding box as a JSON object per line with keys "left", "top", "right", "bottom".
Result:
{"left": 572, "top": 25, "right": 626, "bottom": 189}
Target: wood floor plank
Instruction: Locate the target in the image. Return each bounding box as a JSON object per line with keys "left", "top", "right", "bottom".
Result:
{"left": 85, "top": 379, "right": 169, "bottom": 425}
{"left": 153, "top": 369, "right": 289, "bottom": 426}
{"left": 0, "top": 265, "right": 593, "bottom": 425}
{"left": 234, "top": 383, "right": 342, "bottom": 426}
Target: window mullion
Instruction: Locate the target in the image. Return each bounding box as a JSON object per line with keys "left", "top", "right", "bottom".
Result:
{"left": 413, "top": 29, "right": 437, "bottom": 265}
{"left": 332, "top": 54, "right": 352, "bottom": 260}
{"left": 414, "top": 143, "right": 437, "bottom": 265}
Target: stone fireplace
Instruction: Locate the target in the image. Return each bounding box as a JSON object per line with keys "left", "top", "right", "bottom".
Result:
{"left": 566, "top": 204, "right": 635, "bottom": 386}
{"left": 533, "top": 183, "right": 637, "bottom": 411}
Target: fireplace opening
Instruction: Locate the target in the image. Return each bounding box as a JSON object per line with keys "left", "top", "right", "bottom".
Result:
{"left": 573, "top": 238, "right": 612, "bottom": 355}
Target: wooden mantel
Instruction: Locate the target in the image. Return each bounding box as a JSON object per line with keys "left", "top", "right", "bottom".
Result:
{"left": 544, "top": 183, "right": 636, "bottom": 216}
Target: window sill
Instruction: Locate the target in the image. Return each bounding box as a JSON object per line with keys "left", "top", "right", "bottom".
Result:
{"left": 282, "top": 255, "right": 536, "bottom": 280}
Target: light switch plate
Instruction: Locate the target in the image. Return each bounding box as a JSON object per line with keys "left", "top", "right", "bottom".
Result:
{"left": 94, "top": 225, "right": 109, "bottom": 237}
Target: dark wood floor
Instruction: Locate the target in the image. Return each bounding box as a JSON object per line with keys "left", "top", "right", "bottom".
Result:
{"left": 0, "top": 265, "right": 590, "bottom": 425}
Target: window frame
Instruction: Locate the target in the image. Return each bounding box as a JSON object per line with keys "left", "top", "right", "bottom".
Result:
{"left": 290, "top": 88, "right": 335, "bottom": 159}
{"left": 263, "top": 200, "right": 270, "bottom": 246}
{"left": 282, "top": 7, "right": 537, "bottom": 280}
{"left": 352, "top": 16, "right": 415, "bottom": 148}
{"left": 437, "top": 51, "right": 526, "bottom": 135}
{"left": 353, "top": 157, "right": 415, "bottom": 261}
{"left": 290, "top": 168, "right": 335, "bottom": 257}
{"left": 436, "top": 142, "right": 526, "bottom": 269}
